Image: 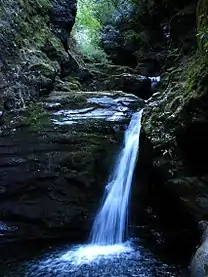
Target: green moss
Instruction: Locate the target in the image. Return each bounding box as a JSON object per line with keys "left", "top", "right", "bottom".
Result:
{"left": 15, "top": 0, "right": 52, "bottom": 48}
{"left": 28, "top": 62, "right": 57, "bottom": 78}
{"left": 19, "top": 0, "right": 51, "bottom": 15}
{"left": 124, "top": 30, "right": 149, "bottom": 47}
{"left": 69, "top": 82, "right": 80, "bottom": 91}
{"left": 186, "top": 55, "right": 208, "bottom": 97}
{"left": 185, "top": 0, "right": 208, "bottom": 98}
{"left": 23, "top": 103, "right": 51, "bottom": 132}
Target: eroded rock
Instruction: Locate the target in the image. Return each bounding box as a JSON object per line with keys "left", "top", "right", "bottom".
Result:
{"left": 0, "top": 91, "right": 142, "bottom": 244}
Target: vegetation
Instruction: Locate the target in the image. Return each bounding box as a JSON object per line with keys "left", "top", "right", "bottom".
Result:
{"left": 185, "top": 0, "right": 208, "bottom": 98}
{"left": 16, "top": 0, "right": 62, "bottom": 51}
{"left": 197, "top": 0, "right": 208, "bottom": 53}
{"left": 72, "top": 0, "right": 117, "bottom": 63}
{"left": 23, "top": 104, "right": 51, "bottom": 132}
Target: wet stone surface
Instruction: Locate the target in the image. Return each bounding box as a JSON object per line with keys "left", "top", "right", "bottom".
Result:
{"left": 0, "top": 91, "right": 143, "bottom": 246}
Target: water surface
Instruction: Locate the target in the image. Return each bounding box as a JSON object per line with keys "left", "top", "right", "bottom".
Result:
{"left": 1, "top": 239, "right": 181, "bottom": 277}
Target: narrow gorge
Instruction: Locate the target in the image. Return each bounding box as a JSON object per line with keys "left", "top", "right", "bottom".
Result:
{"left": 0, "top": 0, "right": 208, "bottom": 276}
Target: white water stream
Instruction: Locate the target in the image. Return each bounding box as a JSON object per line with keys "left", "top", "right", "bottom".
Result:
{"left": 58, "top": 110, "right": 143, "bottom": 264}
{"left": 90, "top": 110, "right": 143, "bottom": 245}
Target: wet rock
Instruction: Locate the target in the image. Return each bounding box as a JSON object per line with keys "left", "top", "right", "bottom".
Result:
{"left": 0, "top": 90, "right": 142, "bottom": 243}
{"left": 102, "top": 73, "right": 152, "bottom": 100}
{"left": 48, "top": 91, "right": 142, "bottom": 124}
{"left": 0, "top": 127, "right": 116, "bottom": 241}
{"left": 44, "top": 102, "right": 62, "bottom": 111}
{"left": 190, "top": 221, "right": 208, "bottom": 277}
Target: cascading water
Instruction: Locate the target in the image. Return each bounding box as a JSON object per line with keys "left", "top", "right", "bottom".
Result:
{"left": 52, "top": 110, "right": 143, "bottom": 265}
{"left": 90, "top": 110, "right": 143, "bottom": 245}
{"left": 4, "top": 109, "right": 181, "bottom": 276}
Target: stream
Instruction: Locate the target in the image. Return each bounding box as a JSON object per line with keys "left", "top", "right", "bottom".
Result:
{"left": 0, "top": 90, "right": 188, "bottom": 276}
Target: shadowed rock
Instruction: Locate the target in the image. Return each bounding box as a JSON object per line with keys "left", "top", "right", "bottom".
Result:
{"left": 0, "top": 91, "right": 143, "bottom": 246}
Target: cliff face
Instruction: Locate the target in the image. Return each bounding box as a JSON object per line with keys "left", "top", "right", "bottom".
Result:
{"left": 101, "top": 0, "right": 197, "bottom": 75}
{"left": 0, "top": 0, "right": 77, "bottom": 110}
{"left": 143, "top": 0, "right": 208, "bottom": 223}
{"left": 101, "top": 0, "right": 208, "bottom": 224}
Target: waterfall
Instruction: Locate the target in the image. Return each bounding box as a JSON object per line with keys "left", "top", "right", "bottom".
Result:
{"left": 58, "top": 110, "right": 143, "bottom": 265}
{"left": 90, "top": 110, "right": 143, "bottom": 245}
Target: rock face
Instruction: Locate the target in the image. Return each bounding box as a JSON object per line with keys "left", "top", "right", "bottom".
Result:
{"left": 84, "top": 63, "right": 156, "bottom": 100}
{"left": 142, "top": 0, "right": 208, "bottom": 224}
{"left": 51, "top": 0, "right": 77, "bottom": 51}
{"left": 101, "top": 0, "right": 197, "bottom": 75}
{"left": 0, "top": 0, "right": 77, "bottom": 111}
{"left": 95, "top": 73, "right": 152, "bottom": 100}
{"left": 0, "top": 90, "right": 143, "bottom": 246}
{"left": 141, "top": 63, "right": 208, "bottom": 247}
{"left": 140, "top": 0, "right": 208, "bottom": 272}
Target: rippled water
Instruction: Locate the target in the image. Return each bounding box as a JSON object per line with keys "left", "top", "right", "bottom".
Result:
{"left": 1, "top": 240, "right": 181, "bottom": 277}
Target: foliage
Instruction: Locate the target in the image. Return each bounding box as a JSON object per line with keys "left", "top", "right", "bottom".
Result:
{"left": 95, "top": 0, "right": 117, "bottom": 24}
{"left": 185, "top": 0, "right": 208, "bottom": 97}
{"left": 72, "top": 0, "right": 117, "bottom": 63}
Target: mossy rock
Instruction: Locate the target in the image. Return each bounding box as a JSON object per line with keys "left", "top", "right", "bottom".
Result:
{"left": 23, "top": 103, "right": 51, "bottom": 132}
{"left": 69, "top": 82, "right": 80, "bottom": 91}
{"left": 186, "top": 55, "right": 208, "bottom": 98}
{"left": 15, "top": 0, "right": 53, "bottom": 49}
{"left": 28, "top": 62, "right": 59, "bottom": 78}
